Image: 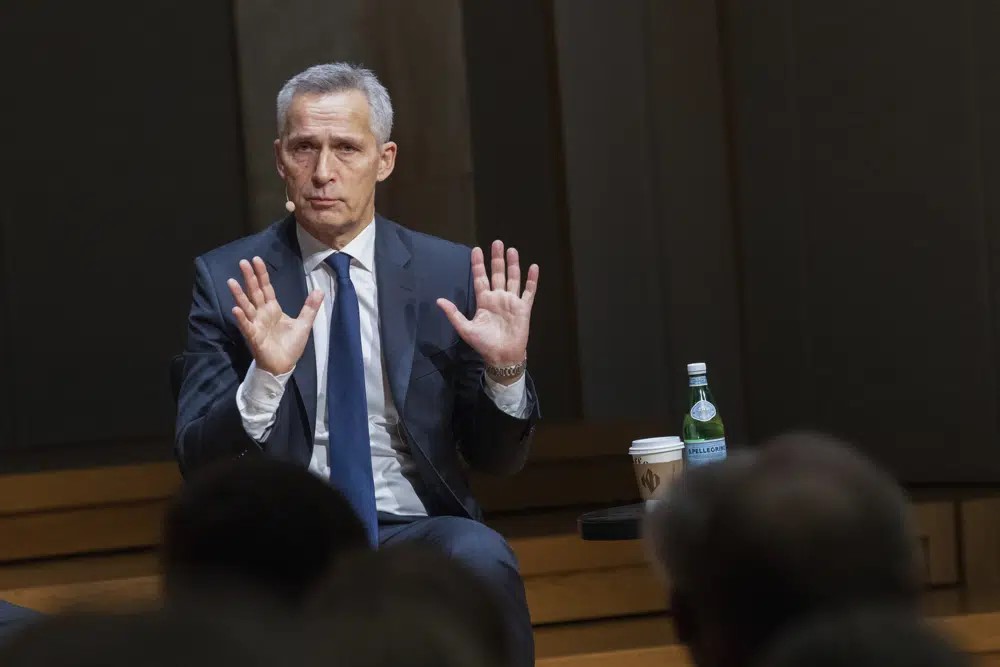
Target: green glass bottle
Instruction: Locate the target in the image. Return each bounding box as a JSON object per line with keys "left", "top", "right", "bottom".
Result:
{"left": 682, "top": 362, "right": 727, "bottom": 466}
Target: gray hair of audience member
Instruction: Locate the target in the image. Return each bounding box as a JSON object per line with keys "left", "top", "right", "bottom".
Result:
{"left": 645, "top": 432, "right": 920, "bottom": 667}
{"left": 276, "top": 62, "right": 393, "bottom": 142}
{"left": 756, "top": 607, "right": 968, "bottom": 667}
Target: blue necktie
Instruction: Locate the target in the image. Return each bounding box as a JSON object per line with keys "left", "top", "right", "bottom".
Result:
{"left": 324, "top": 252, "right": 378, "bottom": 546}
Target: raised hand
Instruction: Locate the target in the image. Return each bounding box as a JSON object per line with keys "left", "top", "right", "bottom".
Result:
{"left": 437, "top": 241, "right": 539, "bottom": 382}
{"left": 227, "top": 257, "right": 323, "bottom": 376}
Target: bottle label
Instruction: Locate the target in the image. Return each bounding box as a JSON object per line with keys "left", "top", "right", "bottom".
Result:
{"left": 689, "top": 375, "right": 708, "bottom": 387}
{"left": 690, "top": 399, "right": 717, "bottom": 421}
{"left": 684, "top": 437, "right": 727, "bottom": 466}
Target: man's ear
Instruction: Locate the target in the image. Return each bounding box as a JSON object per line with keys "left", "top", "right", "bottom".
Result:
{"left": 376, "top": 141, "right": 397, "bottom": 182}
{"left": 274, "top": 138, "right": 286, "bottom": 179}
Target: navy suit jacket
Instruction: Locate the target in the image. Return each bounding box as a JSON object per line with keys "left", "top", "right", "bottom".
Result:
{"left": 175, "top": 214, "right": 539, "bottom": 520}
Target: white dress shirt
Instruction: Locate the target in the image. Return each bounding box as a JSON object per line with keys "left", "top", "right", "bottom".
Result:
{"left": 237, "top": 220, "right": 529, "bottom": 517}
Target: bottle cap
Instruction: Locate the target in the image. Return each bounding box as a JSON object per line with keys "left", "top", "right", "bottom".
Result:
{"left": 687, "top": 362, "right": 707, "bottom": 375}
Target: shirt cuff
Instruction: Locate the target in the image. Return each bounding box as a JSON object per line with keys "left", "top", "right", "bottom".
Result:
{"left": 483, "top": 373, "right": 530, "bottom": 419}
{"left": 237, "top": 361, "right": 293, "bottom": 442}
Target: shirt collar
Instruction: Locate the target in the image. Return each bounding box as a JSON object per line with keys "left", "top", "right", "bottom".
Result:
{"left": 296, "top": 218, "right": 377, "bottom": 274}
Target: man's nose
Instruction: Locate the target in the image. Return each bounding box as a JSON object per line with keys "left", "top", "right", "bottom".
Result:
{"left": 312, "top": 147, "right": 337, "bottom": 186}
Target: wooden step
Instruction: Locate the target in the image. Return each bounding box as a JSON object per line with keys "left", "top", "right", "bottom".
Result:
{"left": 537, "top": 645, "right": 691, "bottom": 667}
{"left": 0, "top": 509, "right": 647, "bottom": 584}
{"left": 534, "top": 594, "right": 1000, "bottom": 667}
{"left": 0, "top": 564, "right": 665, "bottom": 625}
{"left": 1, "top": 575, "right": 160, "bottom": 614}
{"left": 0, "top": 500, "right": 169, "bottom": 562}
{"left": 0, "top": 420, "right": 654, "bottom": 516}
{"left": 4, "top": 565, "right": 1000, "bottom": 667}
{"left": 535, "top": 615, "right": 674, "bottom": 659}
{"left": 475, "top": 457, "right": 637, "bottom": 512}
{"left": 0, "top": 551, "right": 158, "bottom": 591}
{"left": 508, "top": 508, "right": 660, "bottom": 624}
{"left": 0, "top": 501, "right": 962, "bottom": 624}
{"left": 534, "top": 613, "right": 1000, "bottom": 667}
{"left": 0, "top": 422, "right": 651, "bottom": 563}
{"left": 0, "top": 471, "right": 959, "bottom": 586}
{"left": 0, "top": 509, "right": 658, "bottom": 623}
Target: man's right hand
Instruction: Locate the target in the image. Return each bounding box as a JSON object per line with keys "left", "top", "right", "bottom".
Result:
{"left": 227, "top": 256, "right": 323, "bottom": 376}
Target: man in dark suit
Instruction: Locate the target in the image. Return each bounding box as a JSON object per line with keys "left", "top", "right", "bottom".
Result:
{"left": 175, "top": 63, "right": 540, "bottom": 665}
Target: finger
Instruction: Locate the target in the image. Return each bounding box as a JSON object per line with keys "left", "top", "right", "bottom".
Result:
{"left": 437, "top": 298, "right": 472, "bottom": 339}
{"left": 522, "top": 263, "right": 540, "bottom": 308}
{"left": 491, "top": 240, "right": 505, "bottom": 291}
{"left": 506, "top": 247, "right": 521, "bottom": 296}
{"left": 227, "top": 278, "right": 256, "bottom": 319}
{"left": 252, "top": 256, "right": 277, "bottom": 303}
{"left": 231, "top": 306, "right": 255, "bottom": 341}
{"left": 297, "top": 289, "right": 324, "bottom": 326}
{"left": 471, "top": 247, "right": 490, "bottom": 297}
{"left": 239, "top": 260, "right": 266, "bottom": 309}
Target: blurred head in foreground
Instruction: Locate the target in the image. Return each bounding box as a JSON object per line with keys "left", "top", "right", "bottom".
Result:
{"left": 757, "top": 607, "right": 968, "bottom": 667}
{"left": 646, "top": 432, "right": 919, "bottom": 667}
{"left": 162, "top": 456, "right": 369, "bottom": 610}
{"left": 309, "top": 542, "right": 509, "bottom": 667}
{"left": 0, "top": 610, "right": 291, "bottom": 667}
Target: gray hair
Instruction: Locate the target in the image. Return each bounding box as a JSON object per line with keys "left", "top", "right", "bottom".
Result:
{"left": 276, "top": 63, "right": 394, "bottom": 143}
{"left": 645, "top": 433, "right": 918, "bottom": 659}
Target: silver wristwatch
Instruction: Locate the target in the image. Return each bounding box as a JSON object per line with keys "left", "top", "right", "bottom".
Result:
{"left": 485, "top": 357, "right": 527, "bottom": 380}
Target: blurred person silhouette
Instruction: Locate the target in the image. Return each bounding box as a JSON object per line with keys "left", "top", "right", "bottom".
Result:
{"left": 757, "top": 607, "right": 968, "bottom": 667}
{"left": 0, "top": 609, "right": 309, "bottom": 667}
{"left": 310, "top": 542, "right": 510, "bottom": 667}
{"left": 162, "top": 456, "right": 368, "bottom": 610}
{"left": 646, "top": 432, "right": 920, "bottom": 667}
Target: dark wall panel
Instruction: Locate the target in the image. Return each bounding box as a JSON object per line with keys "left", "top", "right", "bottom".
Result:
{"left": 645, "top": 0, "right": 747, "bottom": 442}
{"left": 552, "top": 0, "right": 745, "bottom": 437}
{"left": 235, "top": 0, "right": 477, "bottom": 242}
{"left": 973, "top": 0, "right": 1000, "bottom": 465}
{"left": 553, "top": 0, "right": 673, "bottom": 421}
{"left": 723, "top": 0, "right": 1000, "bottom": 481}
{"left": 1, "top": 0, "right": 248, "bottom": 452}
{"left": 462, "top": 0, "right": 583, "bottom": 420}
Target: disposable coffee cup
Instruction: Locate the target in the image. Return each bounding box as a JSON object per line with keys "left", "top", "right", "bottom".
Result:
{"left": 629, "top": 436, "right": 685, "bottom": 508}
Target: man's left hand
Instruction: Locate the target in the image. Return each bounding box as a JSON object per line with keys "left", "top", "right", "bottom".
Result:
{"left": 437, "top": 240, "right": 539, "bottom": 385}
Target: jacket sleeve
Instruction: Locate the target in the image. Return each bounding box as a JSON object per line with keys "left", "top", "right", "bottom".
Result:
{"left": 174, "top": 257, "right": 271, "bottom": 475}
{"left": 453, "top": 260, "right": 540, "bottom": 475}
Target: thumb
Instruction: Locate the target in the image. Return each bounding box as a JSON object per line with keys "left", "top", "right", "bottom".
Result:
{"left": 437, "top": 298, "right": 471, "bottom": 336}
{"left": 298, "top": 289, "right": 324, "bottom": 325}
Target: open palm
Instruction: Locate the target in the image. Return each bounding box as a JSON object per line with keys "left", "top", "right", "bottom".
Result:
{"left": 437, "top": 241, "right": 539, "bottom": 370}
{"left": 227, "top": 257, "right": 323, "bottom": 376}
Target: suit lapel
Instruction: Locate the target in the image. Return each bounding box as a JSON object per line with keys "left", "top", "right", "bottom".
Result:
{"left": 374, "top": 215, "right": 417, "bottom": 414}
{"left": 264, "top": 215, "right": 317, "bottom": 441}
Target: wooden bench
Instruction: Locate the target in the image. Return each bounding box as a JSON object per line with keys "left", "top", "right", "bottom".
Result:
{"left": 0, "top": 495, "right": 960, "bottom": 620}
{"left": 0, "top": 421, "right": 996, "bottom": 665}
{"left": 534, "top": 602, "right": 1000, "bottom": 667}
{"left": 3, "top": 557, "right": 1000, "bottom": 666}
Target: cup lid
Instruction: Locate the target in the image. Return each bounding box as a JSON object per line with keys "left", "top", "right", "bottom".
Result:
{"left": 630, "top": 436, "right": 684, "bottom": 453}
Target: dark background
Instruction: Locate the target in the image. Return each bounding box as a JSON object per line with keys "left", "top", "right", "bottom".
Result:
{"left": 2, "top": 0, "right": 998, "bottom": 482}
